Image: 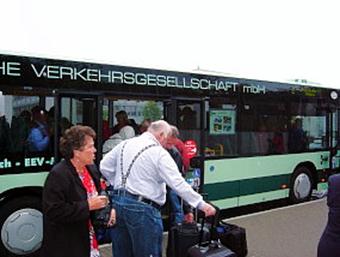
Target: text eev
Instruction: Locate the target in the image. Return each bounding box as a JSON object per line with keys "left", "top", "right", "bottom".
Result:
{"left": 25, "top": 157, "right": 45, "bottom": 167}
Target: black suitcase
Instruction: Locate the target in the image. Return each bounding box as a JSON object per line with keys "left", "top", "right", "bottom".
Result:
{"left": 187, "top": 240, "right": 237, "bottom": 257}
{"left": 166, "top": 222, "right": 210, "bottom": 257}
{"left": 187, "top": 209, "right": 236, "bottom": 257}
{"left": 215, "top": 221, "right": 248, "bottom": 257}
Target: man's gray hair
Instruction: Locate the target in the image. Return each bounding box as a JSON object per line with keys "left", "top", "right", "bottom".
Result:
{"left": 148, "top": 120, "right": 172, "bottom": 137}
{"left": 170, "top": 125, "right": 179, "bottom": 137}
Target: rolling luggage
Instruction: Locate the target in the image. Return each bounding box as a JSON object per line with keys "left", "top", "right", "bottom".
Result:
{"left": 166, "top": 222, "right": 210, "bottom": 257}
{"left": 187, "top": 210, "right": 236, "bottom": 257}
{"left": 187, "top": 240, "right": 236, "bottom": 257}
{"left": 215, "top": 221, "right": 248, "bottom": 257}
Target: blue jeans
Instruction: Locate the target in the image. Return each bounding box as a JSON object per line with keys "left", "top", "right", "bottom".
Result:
{"left": 168, "top": 189, "right": 184, "bottom": 225}
{"left": 110, "top": 194, "right": 163, "bottom": 257}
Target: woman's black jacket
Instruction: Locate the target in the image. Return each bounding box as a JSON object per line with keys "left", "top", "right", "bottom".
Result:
{"left": 40, "top": 160, "right": 101, "bottom": 257}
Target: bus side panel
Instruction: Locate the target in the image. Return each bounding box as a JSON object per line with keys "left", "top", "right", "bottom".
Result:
{"left": 0, "top": 172, "right": 48, "bottom": 195}
{"left": 204, "top": 151, "right": 330, "bottom": 209}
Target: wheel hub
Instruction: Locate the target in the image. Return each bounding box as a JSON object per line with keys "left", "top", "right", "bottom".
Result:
{"left": 293, "top": 173, "right": 311, "bottom": 200}
{"left": 1, "top": 208, "right": 42, "bottom": 255}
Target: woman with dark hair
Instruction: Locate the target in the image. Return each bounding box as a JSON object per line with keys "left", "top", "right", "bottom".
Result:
{"left": 41, "top": 125, "right": 115, "bottom": 257}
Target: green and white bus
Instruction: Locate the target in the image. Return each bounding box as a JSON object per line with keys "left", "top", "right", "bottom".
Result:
{"left": 0, "top": 53, "right": 339, "bottom": 257}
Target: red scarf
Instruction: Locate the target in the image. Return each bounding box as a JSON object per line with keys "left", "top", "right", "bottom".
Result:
{"left": 78, "top": 167, "right": 100, "bottom": 257}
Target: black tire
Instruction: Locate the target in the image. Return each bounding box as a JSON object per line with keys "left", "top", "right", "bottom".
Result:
{"left": 0, "top": 196, "right": 42, "bottom": 257}
{"left": 289, "top": 166, "right": 313, "bottom": 203}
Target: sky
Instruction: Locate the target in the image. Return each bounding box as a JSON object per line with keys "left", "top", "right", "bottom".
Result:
{"left": 1, "top": 0, "right": 340, "bottom": 87}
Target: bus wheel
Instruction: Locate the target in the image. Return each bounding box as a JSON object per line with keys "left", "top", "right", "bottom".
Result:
{"left": 289, "top": 167, "right": 313, "bottom": 203}
{"left": 0, "top": 197, "right": 42, "bottom": 257}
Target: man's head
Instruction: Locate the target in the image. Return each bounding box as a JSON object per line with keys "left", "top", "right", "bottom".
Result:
{"left": 115, "top": 110, "right": 129, "bottom": 125}
{"left": 147, "top": 120, "right": 171, "bottom": 147}
{"left": 164, "top": 125, "right": 179, "bottom": 149}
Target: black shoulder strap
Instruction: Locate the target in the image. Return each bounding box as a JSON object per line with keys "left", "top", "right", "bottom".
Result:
{"left": 120, "top": 141, "right": 157, "bottom": 188}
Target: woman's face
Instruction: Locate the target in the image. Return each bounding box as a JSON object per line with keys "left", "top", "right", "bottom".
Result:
{"left": 75, "top": 135, "right": 96, "bottom": 165}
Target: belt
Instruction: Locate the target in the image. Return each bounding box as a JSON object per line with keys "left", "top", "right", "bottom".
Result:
{"left": 112, "top": 189, "right": 161, "bottom": 210}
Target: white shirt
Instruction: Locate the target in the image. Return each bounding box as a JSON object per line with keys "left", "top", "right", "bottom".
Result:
{"left": 102, "top": 133, "right": 123, "bottom": 154}
{"left": 100, "top": 132, "right": 204, "bottom": 208}
{"left": 119, "top": 125, "right": 135, "bottom": 140}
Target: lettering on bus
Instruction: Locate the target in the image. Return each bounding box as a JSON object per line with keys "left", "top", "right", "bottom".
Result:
{"left": 0, "top": 60, "right": 266, "bottom": 94}
{"left": 0, "top": 157, "right": 55, "bottom": 169}
{"left": 243, "top": 84, "right": 266, "bottom": 94}
{"left": 0, "top": 61, "right": 21, "bottom": 76}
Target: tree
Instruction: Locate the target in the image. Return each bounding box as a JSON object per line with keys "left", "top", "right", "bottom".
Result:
{"left": 142, "top": 101, "right": 162, "bottom": 121}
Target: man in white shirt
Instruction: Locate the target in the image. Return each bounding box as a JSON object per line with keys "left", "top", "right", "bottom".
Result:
{"left": 100, "top": 120, "right": 215, "bottom": 257}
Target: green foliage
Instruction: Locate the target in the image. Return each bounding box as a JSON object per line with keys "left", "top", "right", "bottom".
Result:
{"left": 142, "top": 101, "right": 162, "bottom": 121}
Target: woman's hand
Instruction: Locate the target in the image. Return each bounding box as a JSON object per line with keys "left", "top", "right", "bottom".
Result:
{"left": 107, "top": 208, "right": 116, "bottom": 227}
{"left": 88, "top": 195, "right": 108, "bottom": 210}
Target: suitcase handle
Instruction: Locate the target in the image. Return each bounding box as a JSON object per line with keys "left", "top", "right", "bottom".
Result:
{"left": 197, "top": 204, "right": 220, "bottom": 246}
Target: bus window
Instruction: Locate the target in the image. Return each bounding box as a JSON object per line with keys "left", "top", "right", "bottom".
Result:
{"left": 238, "top": 98, "right": 288, "bottom": 156}
{"left": 288, "top": 101, "right": 328, "bottom": 152}
{"left": 177, "top": 102, "right": 201, "bottom": 154}
{"left": 204, "top": 97, "right": 238, "bottom": 157}
{"left": 101, "top": 98, "right": 164, "bottom": 154}
{"left": 0, "top": 91, "right": 55, "bottom": 173}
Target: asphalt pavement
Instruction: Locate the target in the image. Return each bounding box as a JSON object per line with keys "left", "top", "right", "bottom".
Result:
{"left": 99, "top": 198, "right": 328, "bottom": 257}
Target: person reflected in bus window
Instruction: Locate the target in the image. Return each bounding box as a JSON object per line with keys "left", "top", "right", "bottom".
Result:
{"left": 317, "top": 173, "right": 340, "bottom": 257}
{"left": 60, "top": 117, "right": 72, "bottom": 135}
{"left": 288, "top": 118, "right": 307, "bottom": 153}
{"left": 0, "top": 114, "right": 11, "bottom": 152}
{"left": 102, "top": 120, "right": 111, "bottom": 142}
{"left": 269, "top": 127, "right": 284, "bottom": 154}
{"left": 27, "top": 106, "right": 50, "bottom": 152}
{"left": 41, "top": 125, "right": 116, "bottom": 257}
{"left": 139, "top": 118, "right": 152, "bottom": 134}
{"left": 10, "top": 110, "right": 31, "bottom": 152}
{"left": 256, "top": 124, "right": 269, "bottom": 154}
{"left": 179, "top": 106, "right": 196, "bottom": 129}
{"left": 129, "top": 118, "right": 140, "bottom": 135}
{"left": 112, "top": 110, "right": 135, "bottom": 139}
{"left": 47, "top": 107, "right": 55, "bottom": 151}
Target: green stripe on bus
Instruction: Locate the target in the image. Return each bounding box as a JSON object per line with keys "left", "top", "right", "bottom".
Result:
{"left": 204, "top": 174, "right": 290, "bottom": 201}
{"left": 0, "top": 172, "right": 48, "bottom": 194}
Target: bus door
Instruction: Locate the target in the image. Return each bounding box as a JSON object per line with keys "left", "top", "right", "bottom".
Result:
{"left": 331, "top": 108, "right": 340, "bottom": 171}
{"left": 55, "top": 92, "right": 103, "bottom": 163}
{"left": 164, "top": 98, "right": 206, "bottom": 190}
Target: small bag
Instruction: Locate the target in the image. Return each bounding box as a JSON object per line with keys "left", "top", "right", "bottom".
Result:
{"left": 215, "top": 221, "right": 248, "bottom": 257}
{"left": 92, "top": 190, "right": 112, "bottom": 228}
{"left": 166, "top": 222, "right": 210, "bottom": 257}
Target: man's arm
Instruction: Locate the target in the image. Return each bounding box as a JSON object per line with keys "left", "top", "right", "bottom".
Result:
{"left": 158, "top": 150, "right": 215, "bottom": 216}
{"left": 99, "top": 144, "right": 120, "bottom": 185}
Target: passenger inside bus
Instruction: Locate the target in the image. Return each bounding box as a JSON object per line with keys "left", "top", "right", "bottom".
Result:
{"left": 256, "top": 124, "right": 269, "bottom": 154}
{"left": 0, "top": 114, "right": 11, "bottom": 152}
{"left": 27, "top": 106, "right": 50, "bottom": 152}
{"left": 139, "top": 118, "right": 152, "bottom": 134}
{"left": 288, "top": 118, "right": 308, "bottom": 153}
{"left": 178, "top": 106, "right": 197, "bottom": 129}
{"left": 102, "top": 110, "right": 135, "bottom": 154}
{"left": 10, "top": 110, "right": 31, "bottom": 153}
{"left": 111, "top": 110, "right": 135, "bottom": 138}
